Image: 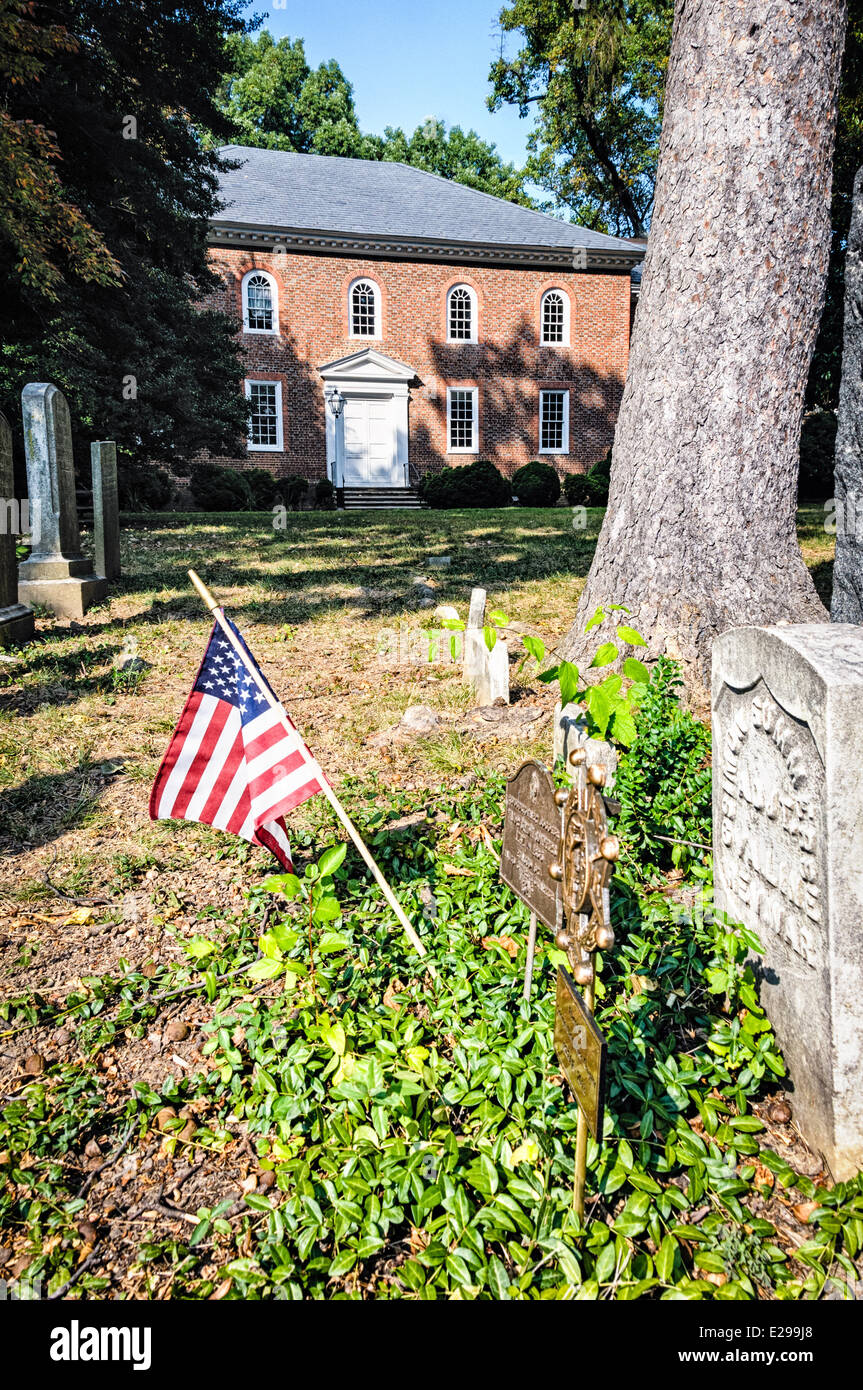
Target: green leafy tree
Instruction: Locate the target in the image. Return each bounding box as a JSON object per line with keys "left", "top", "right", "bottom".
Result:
{"left": 0, "top": 0, "right": 120, "bottom": 299}
{"left": 374, "top": 118, "right": 533, "bottom": 204}
{"left": 0, "top": 0, "right": 253, "bottom": 474}
{"left": 489, "top": 0, "right": 674, "bottom": 236}
{"left": 217, "top": 31, "right": 365, "bottom": 156}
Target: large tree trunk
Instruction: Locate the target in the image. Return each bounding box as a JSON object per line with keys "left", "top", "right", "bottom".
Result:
{"left": 562, "top": 0, "right": 846, "bottom": 701}
{"left": 831, "top": 165, "right": 863, "bottom": 622}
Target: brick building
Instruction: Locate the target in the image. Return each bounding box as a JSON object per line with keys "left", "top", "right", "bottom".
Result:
{"left": 205, "top": 146, "right": 643, "bottom": 502}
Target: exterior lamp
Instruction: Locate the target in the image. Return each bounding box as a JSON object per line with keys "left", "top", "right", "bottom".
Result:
{"left": 325, "top": 386, "right": 345, "bottom": 418}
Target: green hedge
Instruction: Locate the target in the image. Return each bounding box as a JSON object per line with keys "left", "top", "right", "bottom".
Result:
{"left": 512, "top": 460, "right": 561, "bottom": 507}
{"left": 420, "top": 459, "right": 511, "bottom": 509}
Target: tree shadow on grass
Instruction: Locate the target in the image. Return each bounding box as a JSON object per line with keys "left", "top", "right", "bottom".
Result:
{"left": 0, "top": 760, "right": 125, "bottom": 849}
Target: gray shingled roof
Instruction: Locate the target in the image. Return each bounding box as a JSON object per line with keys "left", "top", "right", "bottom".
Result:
{"left": 214, "top": 146, "right": 639, "bottom": 255}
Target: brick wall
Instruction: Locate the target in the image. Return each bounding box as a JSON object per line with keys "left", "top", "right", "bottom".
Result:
{"left": 199, "top": 246, "right": 631, "bottom": 482}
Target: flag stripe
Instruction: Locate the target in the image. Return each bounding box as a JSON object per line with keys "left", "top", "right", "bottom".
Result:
{"left": 150, "top": 618, "right": 323, "bottom": 872}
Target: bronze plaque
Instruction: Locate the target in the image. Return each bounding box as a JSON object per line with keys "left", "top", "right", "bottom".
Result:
{"left": 500, "top": 760, "right": 563, "bottom": 931}
{"left": 554, "top": 967, "right": 607, "bottom": 1138}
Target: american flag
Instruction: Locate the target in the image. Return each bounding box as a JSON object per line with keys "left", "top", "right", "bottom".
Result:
{"left": 149, "top": 619, "right": 325, "bottom": 869}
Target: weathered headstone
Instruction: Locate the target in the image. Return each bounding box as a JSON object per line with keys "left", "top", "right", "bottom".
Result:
{"left": 713, "top": 624, "right": 863, "bottom": 1180}
{"left": 0, "top": 412, "right": 35, "bottom": 647}
{"left": 91, "top": 441, "right": 120, "bottom": 581}
{"left": 553, "top": 701, "right": 618, "bottom": 787}
{"left": 500, "top": 760, "right": 563, "bottom": 931}
{"left": 17, "top": 384, "right": 107, "bottom": 619}
{"left": 463, "top": 585, "right": 509, "bottom": 704}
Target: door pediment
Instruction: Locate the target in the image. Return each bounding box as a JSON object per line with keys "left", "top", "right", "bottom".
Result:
{"left": 319, "top": 347, "right": 417, "bottom": 384}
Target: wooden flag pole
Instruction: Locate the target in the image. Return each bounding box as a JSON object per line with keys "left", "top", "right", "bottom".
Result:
{"left": 188, "top": 570, "right": 434, "bottom": 976}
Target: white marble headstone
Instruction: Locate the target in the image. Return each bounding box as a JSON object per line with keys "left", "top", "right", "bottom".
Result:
{"left": 713, "top": 624, "right": 863, "bottom": 1179}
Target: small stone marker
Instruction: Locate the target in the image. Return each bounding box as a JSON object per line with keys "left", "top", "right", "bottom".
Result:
{"left": 554, "top": 966, "right": 607, "bottom": 1138}
{"left": 17, "top": 384, "right": 107, "bottom": 620}
{"left": 463, "top": 585, "right": 509, "bottom": 704}
{"left": 500, "top": 760, "right": 563, "bottom": 931}
{"left": 713, "top": 623, "right": 863, "bottom": 1180}
{"left": 0, "top": 411, "right": 35, "bottom": 647}
{"left": 553, "top": 701, "right": 618, "bottom": 787}
{"left": 91, "top": 441, "right": 120, "bottom": 581}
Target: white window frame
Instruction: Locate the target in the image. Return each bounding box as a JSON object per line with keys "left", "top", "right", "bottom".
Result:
{"left": 348, "top": 276, "right": 382, "bottom": 339}
{"left": 538, "top": 389, "right": 570, "bottom": 455}
{"left": 540, "top": 288, "right": 570, "bottom": 346}
{"left": 241, "top": 269, "right": 279, "bottom": 335}
{"left": 245, "top": 378, "right": 284, "bottom": 453}
{"left": 446, "top": 386, "right": 479, "bottom": 455}
{"left": 446, "top": 283, "right": 478, "bottom": 344}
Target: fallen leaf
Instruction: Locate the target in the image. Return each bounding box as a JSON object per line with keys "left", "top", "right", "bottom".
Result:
{"left": 383, "top": 978, "right": 405, "bottom": 1010}
{"left": 793, "top": 1201, "right": 818, "bottom": 1224}
{"left": 443, "top": 864, "right": 474, "bottom": 877}
{"left": 704, "top": 1271, "right": 727, "bottom": 1286}
{"left": 63, "top": 907, "right": 95, "bottom": 926}
{"left": 209, "top": 1278, "right": 233, "bottom": 1301}
{"left": 481, "top": 935, "right": 518, "bottom": 958}
{"left": 753, "top": 1162, "right": 775, "bottom": 1189}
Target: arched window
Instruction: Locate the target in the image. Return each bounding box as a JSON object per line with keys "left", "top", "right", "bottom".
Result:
{"left": 349, "top": 278, "right": 381, "bottom": 337}
{"left": 242, "top": 270, "right": 278, "bottom": 334}
{"left": 540, "top": 289, "right": 570, "bottom": 346}
{"left": 447, "top": 284, "right": 477, "bottom": 343}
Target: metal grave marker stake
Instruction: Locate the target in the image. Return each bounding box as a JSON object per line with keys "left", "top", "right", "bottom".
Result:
{"left": 554, "top": 966, "right": 607, "bottom": 1139}
{"left": 500, "top": 760, "right": 564, "bottom": 933}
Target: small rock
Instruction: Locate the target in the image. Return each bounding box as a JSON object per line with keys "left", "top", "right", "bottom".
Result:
{"left": 155, "top": 1106, "right": 177, "bottom": 1132}
{"left": 165, "top": 1021, "right": 190, "bottom": 1043}
{"left": 258, "top": 1170, "right": 276, "bottom": 1191}
{"left": 115, "top": 654, "right": 150, "bottom": 673}
{"left": 84, "top": 1138, "right": 101, "bottom": 1159}
{"left": 54, "top": 1028, "right": 72, "bottom": 1047}
{"left": 10, "top": 1255, "right": 32, "bottom": 1278}
{"left": 0, "top": 1247, "right": 11, "bottom": 1266}
{"left": 400, "top": 705, "right": 440, "bottom": 734}
{"left": 22, "top": 1052, "right": 45, "bottom": 1076}
{"left": 76, "top": 1220, "right": 98, "bottom": 1245}
{"left": 241, "top": 1174, "right": 258, "bottom": 1194}
{"left": 433, "top": 604, "right": 460, "bottom": 621}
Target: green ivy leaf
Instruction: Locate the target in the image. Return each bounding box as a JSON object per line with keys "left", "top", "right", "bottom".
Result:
{"left": 623, "top": 657, "right": 650, "bottom": 685}
{"left": 590, "top": 642, "right": 619, "bottom": 668}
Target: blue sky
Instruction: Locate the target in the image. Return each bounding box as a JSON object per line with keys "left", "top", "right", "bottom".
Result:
{"left": 257, "top": 1, "right": 534, "bottom": 168}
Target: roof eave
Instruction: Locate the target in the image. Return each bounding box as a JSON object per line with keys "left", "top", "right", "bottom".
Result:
{"left": 207, "top": 220, "right": 645, "bottom": 272}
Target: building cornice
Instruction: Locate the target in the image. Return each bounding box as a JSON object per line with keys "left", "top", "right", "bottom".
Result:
{"left": 208, "top": 221, "right": 644, "bottom": 273}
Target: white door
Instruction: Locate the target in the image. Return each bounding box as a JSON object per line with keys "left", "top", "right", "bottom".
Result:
{"left": 341, "top": 395, "right": 399, "bottom": 486}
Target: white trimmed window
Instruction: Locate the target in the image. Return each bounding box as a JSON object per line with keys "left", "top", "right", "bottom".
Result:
{"left": 539, "top": 389, "right": 569, "bottom": 454}
{"left": 447, "top": 387, "right": 479, "bottom": 454}
{"left": 447, "top": 284, "right": 478, "bottom": 343}
{"left": 540, "top": 289, "right": 570, "bottom": 345}
{"left": 245, "top": 379, "right": 283, "bottom": 452}
{"left": 242, "top": 270, "right": 278, "bottom": 334}
{"left": 349, "top": 277, "right": 381, "bottom": 337}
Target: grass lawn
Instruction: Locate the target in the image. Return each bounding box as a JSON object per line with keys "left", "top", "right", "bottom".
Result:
{"left": 0, "top": 504, "right": 849, "bottom": 1302}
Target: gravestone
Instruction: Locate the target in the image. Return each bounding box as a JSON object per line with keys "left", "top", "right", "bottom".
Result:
{"left": 553, "top": 701, "right": 618, "bottom": 788}
{"left": 713, "top": 624, "right": 863, "bottom": 1180}
{"left": 0, "top": 412, "right": 35, "bottom": 647}
{"left": 91, "top": 441, "right": 120, "bottom": 581}
{"left": 463, "top": 584, "right": 509, "bottom": 704}
{"left": 17, "top": 384, "right": 107, "bottom": 619}
{"left": 500, "top": 760, "right": 563, "bottom": 931}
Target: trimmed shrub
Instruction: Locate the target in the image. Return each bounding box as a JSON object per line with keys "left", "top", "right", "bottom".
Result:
{"left": 190, "top": 462, "right": 248, "bottom": 511}
{"left": 563, "top": 473, "right": 595, "bottom": 506}
{"left": 512, "top": 460, "right": 560, "bottom": 507}
{"left": 279, "top": 477, "right": 309, "bottom": 510}
{"left": 314, "top": 478, "right": 335, "bottom": 510}
{"left": 421, "top": 459, "right": 511, "bottom": 509}
{"left": 799, "top": 410, "right": 837, "bottom": 501}
{"left": 118, "top": 463, "right": 172, "bottom": 511}
{"left": 246, "top": 467, "right": 278, "bottom": 509}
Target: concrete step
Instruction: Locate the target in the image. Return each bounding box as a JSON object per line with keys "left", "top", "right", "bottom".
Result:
{"left": 342, "top": 487, "right": 424, "bottom": 510}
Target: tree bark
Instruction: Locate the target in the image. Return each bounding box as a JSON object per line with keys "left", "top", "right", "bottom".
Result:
{"left": 831, "top": 165, "right": 863, "bottom": 622}
{"left": 561, "top": 0, "right": 846, "bottom": 702}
